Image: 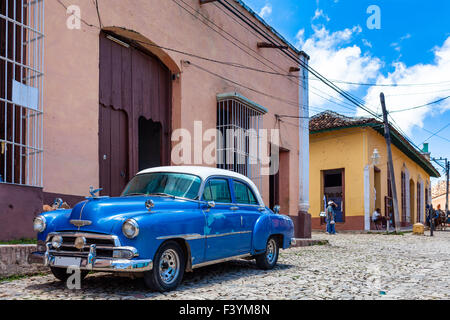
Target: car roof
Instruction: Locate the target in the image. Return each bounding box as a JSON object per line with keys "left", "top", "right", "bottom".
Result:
{"left": 137, "top": 166, "right": 264, "bottom": 205}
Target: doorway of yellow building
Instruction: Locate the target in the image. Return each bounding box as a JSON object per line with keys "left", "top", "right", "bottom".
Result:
{"left": 322, "top": 169, "right": 345, "bottom": 223}
{"left": 374, "top": 167, "right": 381, "bottom": 210}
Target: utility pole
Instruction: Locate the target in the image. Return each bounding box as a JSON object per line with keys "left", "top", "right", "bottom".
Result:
{"left": 446, "top": 159, "right": 449, "bottom": 216}
{"left": 380, "top": 93, "right": 401, "bottom": 233}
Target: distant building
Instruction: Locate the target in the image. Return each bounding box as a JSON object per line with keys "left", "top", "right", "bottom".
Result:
{"left": 432, "top": 180, "right": 448, "bottom": 211}
{"left": 309, "top": 111, "right": 440, "bottom": 231}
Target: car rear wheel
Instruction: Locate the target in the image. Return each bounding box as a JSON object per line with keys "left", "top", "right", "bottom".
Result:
{"left": 144, "top": 241, "right": 185, "bottom": 292}
{"left": 50, "top": 266, "right": 89, "bottom": 282}
{"left": 255, "top": 236, "right": 279, "bottom": 270}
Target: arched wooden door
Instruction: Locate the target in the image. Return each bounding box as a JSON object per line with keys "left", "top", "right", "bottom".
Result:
{"left": 99, "top": 32, "right": 172, "bottom": 196}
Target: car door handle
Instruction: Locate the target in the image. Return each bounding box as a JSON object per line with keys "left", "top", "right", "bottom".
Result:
{"left": 230, "top": 206, "right": 239, "bottom": 211}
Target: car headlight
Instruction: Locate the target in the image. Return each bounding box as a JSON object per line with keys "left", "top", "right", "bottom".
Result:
{"left": 51, "top": 235, "right": 63, "bottom": 249}
{"left": 33, "top": 216, "right": 46, "bottom": 233}
{"left": 122, "top": 219, "right": 139, "bottom": 239}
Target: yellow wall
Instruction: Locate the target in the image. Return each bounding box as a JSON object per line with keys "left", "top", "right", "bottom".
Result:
{"left": 366, "top": 128, "right": 431, "bottom": 224}
{"left": 309, "top": 128, "right": 366, "bottom": 222}
{"left": 310, "top": 126, "right": 432, "bottom": 230}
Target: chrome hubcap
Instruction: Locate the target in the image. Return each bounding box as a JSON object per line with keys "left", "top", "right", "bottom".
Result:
{"left": 159, "top": 249, "right": 180, "bottom": 285}
{"left": 266, "top": 239, "right": 277, "bottom": 264}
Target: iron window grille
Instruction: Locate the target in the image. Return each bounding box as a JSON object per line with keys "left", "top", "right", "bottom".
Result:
{"left": 216, "top": 93, "right": 266, "bottom": 192}
{"left": 0, "top": 0, "right": 44, "bottom": 187}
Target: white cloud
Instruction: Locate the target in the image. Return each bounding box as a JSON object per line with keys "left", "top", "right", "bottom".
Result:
{"left": 298, "top": 25, "right": 382, "bottom": 112}
{"left": 362, "top": 39, "right": 373, "bottom": 48}
{"left": 360, "top": 36, "right": 450, "bottom": 134}
{"left": 259, "top": 4, "right": 272, "bottom": 19}
{"left": 400, "top": 33, "right": 412, "bottom": 41}
{"left": 298, "top": 25, "right": 450, "bottom": 134}
{"left": 295, "top": 28, "right": 305, "bottom": 48}
{"left": 312, "top": 9, "right": 330, "bottom": 22}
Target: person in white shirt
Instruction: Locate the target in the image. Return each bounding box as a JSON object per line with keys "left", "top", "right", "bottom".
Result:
{"left": 372, "top": 208, "right": 381, "bottom": 222}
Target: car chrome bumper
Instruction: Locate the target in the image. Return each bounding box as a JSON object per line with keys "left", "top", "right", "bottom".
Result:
{"left": 27, "top": 244, "right": 153, "bottom": 272}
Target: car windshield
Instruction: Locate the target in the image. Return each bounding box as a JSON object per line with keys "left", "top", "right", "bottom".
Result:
{"left": 121, "top": 172, "right": 202, "bottom": 199}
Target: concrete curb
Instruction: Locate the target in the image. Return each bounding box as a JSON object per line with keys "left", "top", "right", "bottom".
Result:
{"left": 0, "top": 245, "right": 48, "bottom": 278}
{"left": 290, "top": 238, "right": 329, "bottom": 247}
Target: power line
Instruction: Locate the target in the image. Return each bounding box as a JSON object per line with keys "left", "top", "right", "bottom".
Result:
{"left": 389, "top": 96, "right": 450, "bottom": 113}
{"left": 171, "top": 0, "right": 366, "bottom": 115}
{"left": 312, "top": 78, "right": 450, "bottom": 87}
{"left": 414, "top": 124, "right": 450, "bottom": 143}
{"left": 384, "top": 87, "right": 450, "bottom": 97}
{"left": 63, "top": 0, "right": 436, "bottom": 134}
{"left": 422, "top": 123, "right": 450, "bottom": 144}
{"left": 216, "top": 0, "right": 385, "bottom": 120}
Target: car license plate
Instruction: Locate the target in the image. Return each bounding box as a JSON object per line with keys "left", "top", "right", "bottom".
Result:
{"left": 54, "top": 256, "right": 81, "bottom": 267}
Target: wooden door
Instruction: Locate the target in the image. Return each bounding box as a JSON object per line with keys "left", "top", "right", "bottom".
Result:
{"left": 99, "top": 105, "right": 129, "bottom": 196}
{"left": 99, "top": 32, "right": 172, "bottom": 195}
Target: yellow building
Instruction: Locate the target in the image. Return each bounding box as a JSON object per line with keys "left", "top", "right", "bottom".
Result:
{"left": 309, "top": 111, "right": 440, "bottom": 231}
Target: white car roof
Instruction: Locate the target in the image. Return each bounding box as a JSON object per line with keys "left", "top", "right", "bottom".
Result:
{"left": 137, "top": 166, "right": 264, "bottom": 205}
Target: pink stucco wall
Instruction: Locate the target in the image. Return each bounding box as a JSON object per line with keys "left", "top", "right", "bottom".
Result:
{"left": 43, "top": 0, "right": 302, "bottom": 217}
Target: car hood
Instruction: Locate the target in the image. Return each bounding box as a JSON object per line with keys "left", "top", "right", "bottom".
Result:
{"left": 61, "top": 196, "right": 199, "bottom": 234}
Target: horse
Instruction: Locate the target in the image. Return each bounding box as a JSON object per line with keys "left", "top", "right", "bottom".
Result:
{"left": 433, "top": 210, "right": 447, "bottom": 230}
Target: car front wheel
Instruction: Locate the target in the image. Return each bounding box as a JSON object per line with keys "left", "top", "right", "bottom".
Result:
{"left": 144, "top": 241, "right": 185, "bottom": 292}
{"left": 255, "top": 236, "right": 279, "bottom": 270}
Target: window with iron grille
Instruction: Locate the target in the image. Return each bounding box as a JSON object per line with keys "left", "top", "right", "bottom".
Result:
{"left": 216, "top": 93, "right": 266, "bottom": 192}
{"left": 0, "top": 0, "right": 43, "bottom": 186}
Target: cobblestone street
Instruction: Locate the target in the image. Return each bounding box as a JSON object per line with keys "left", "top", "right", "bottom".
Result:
{"left": 0, "top": 232, "right": 449, "bottom": 300}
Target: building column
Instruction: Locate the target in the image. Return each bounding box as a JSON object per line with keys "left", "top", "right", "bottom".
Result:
{"left": 295, "top": 52, "right": 311, "bottom": 238}
{"left": 405, "top": 167, "right": 410, "bottom": 223}
{"left": 364, "top": 165, "right": 371, "bottom": 231}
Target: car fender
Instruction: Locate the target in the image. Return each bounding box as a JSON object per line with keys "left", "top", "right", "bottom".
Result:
{"left": 251, "top": 214, "right": 273, "bottom": 253}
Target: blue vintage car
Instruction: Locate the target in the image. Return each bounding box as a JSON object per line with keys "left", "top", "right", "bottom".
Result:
{"left": 28, "top": 166, "right": 295, "bottom": 291}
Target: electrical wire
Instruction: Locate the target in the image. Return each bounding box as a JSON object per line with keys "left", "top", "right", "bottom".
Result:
{"left": 389, "top": 96, "right": 450, "bottom": 113}
{"left": 421, "top": 123, "right": 450, "bottom": 144}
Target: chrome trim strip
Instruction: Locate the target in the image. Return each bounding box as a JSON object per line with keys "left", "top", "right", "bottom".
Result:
{"left": 28, "top": 251, "right": 153, "bottom": 272}
{"left": 206, "top": 230, "right": 252, "bottom": 238}
{"left": 157, "top": 233, "right": 204, "bottom": 240}
{"left": 77, "top": 200, "right": 89, "bottom": 222}
{"left": 46, "top": 232, "right": 121, "bottom": 247}
{"left": 192, "top": 253, "right": 252, "bottom": 269}
{"left": 156, "top": 231, "right": 252, "bottom": 241}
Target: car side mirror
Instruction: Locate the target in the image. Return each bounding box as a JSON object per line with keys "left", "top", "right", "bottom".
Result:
{"left": 273, "top": 205, "right": 280, "bottom": 214}
{"left": 207, "top": 201, "right": 216, "bottom": 209}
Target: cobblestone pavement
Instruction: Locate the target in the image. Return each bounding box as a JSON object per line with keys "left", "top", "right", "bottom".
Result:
{"left": 0, "top": 231, "right": 449, "bottom": 300}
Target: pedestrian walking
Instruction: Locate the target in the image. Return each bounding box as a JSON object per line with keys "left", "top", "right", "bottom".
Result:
{"left": 326, "top": 201, "right": 337, "bottom": 235}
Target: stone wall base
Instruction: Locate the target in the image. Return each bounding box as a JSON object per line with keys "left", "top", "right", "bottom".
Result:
{"left": 0, "top": 245, "right": 48, "bottom": 277}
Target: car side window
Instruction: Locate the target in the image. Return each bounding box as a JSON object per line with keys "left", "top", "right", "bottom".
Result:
{"left": 203, "top": 178, "right": 232, "bottom": 203}
{"left": 233, "top": 180, "right": 258, "bottom": 205}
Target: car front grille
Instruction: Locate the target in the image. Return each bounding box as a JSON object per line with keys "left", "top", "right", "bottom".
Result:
{"left": 47, "top": 232, "right": 118, "bottom": 258}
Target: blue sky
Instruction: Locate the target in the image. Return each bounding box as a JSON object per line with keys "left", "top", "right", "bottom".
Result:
{"left": 242, "top": 0, "right": 450, "bottom": 181}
